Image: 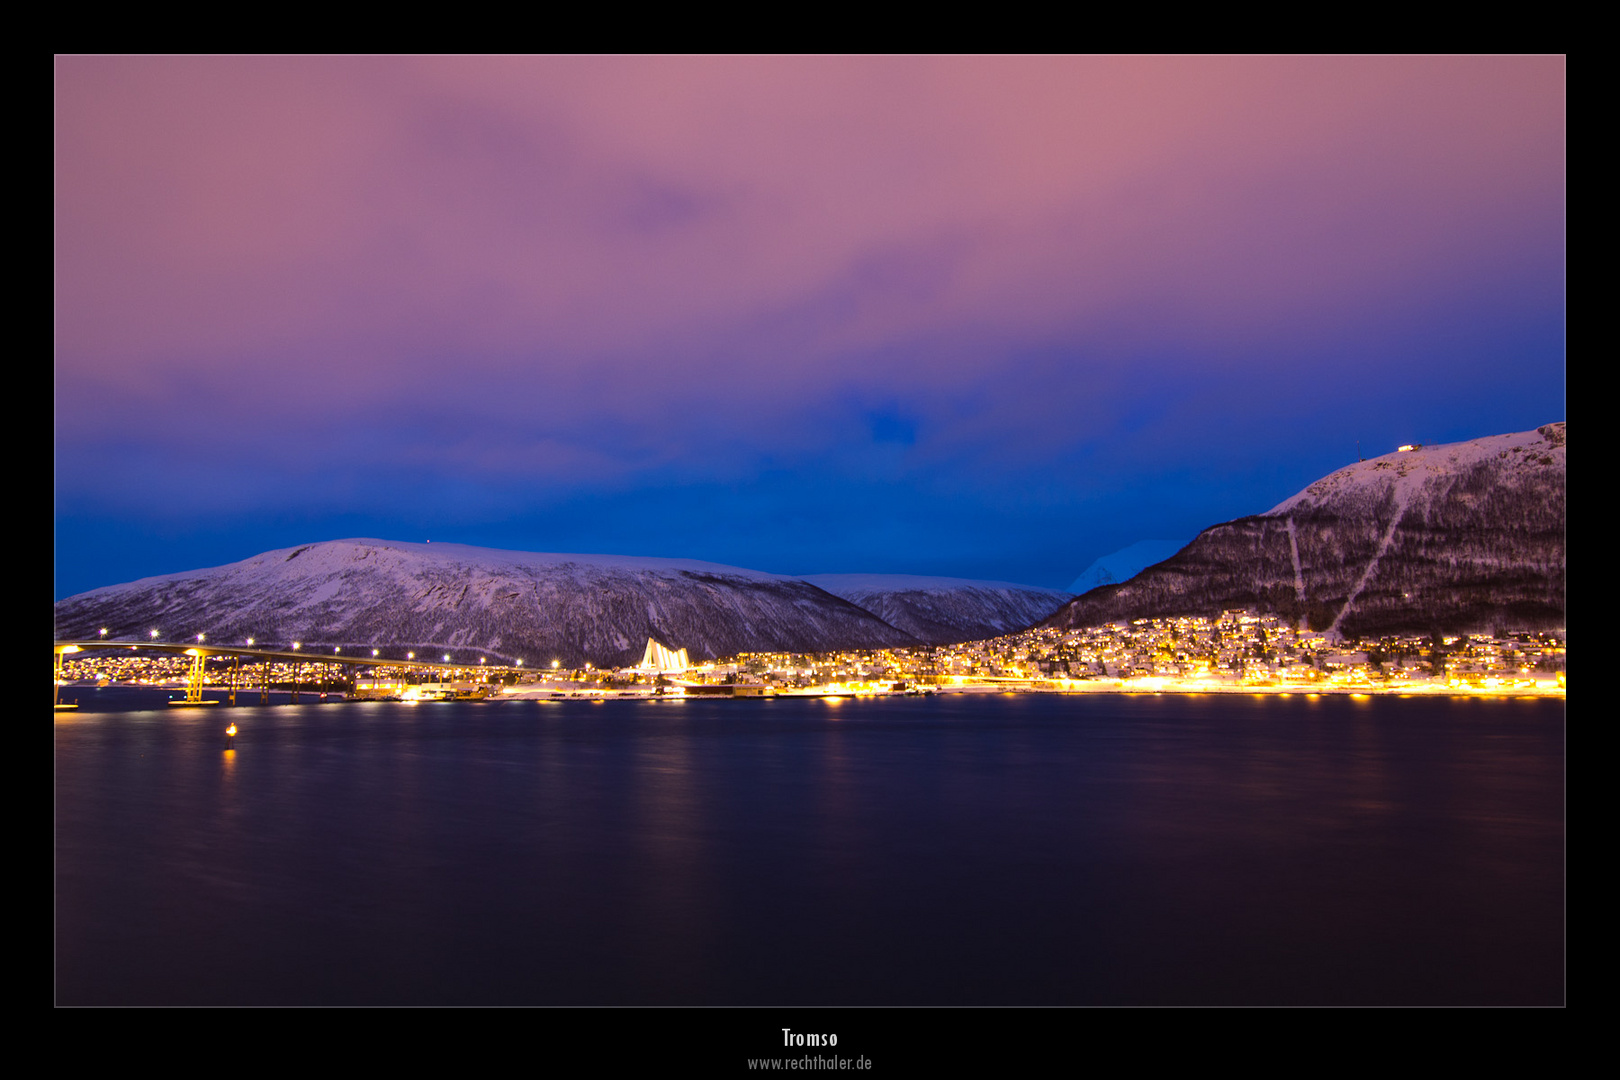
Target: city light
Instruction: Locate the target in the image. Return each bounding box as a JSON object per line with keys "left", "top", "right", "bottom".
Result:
{"left": 54, "top": 615, "right": 1563, "bottom": 701}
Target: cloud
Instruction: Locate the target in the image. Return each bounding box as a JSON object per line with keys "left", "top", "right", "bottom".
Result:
{"left": 55, "top": 56, "right": 1565, "bottom": 592}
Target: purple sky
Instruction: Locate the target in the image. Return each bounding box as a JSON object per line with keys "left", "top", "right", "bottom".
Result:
{"left": 55, "top": 56, "right": 1565, "bottom": 598}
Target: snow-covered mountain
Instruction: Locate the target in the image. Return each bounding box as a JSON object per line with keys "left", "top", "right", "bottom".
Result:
{"left": 53, "top": 540, "right": 920, "bottom": 668}
{"left": 1066, "top": 540, "right": 1187, "bottom": 595}
{"left": 1045, "top": 423, "right": 1566, "bottom": 639}
{"left": 803, "top": 574, "right": 1073, "bottom": 645}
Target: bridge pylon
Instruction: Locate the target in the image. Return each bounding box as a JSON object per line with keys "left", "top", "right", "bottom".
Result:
{"left": 167, "top": 649, "right": 218, "bottom": 708}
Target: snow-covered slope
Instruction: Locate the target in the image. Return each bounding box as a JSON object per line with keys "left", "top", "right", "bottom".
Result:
{"left": 804, "top": 574, "right": 1074, "bottom": 645}
{"left": 1067, "top": 540, "right": 1187, "bottom": 595}
{"left": 53, "top": 540, "right": 920, "bottom": 667}
{"left": 1046, "top": 423, "right": 1565, "bottom": 638}
{"left": 1267, "top": 426, "right": 1563, "bottom": 517}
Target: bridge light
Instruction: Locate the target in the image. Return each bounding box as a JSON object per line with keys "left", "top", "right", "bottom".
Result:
{"left": 334, "top": 646, "right": 340, "bottom": 654}
{"left": 99, "top": 628, "right": 107, "bottom": 637}
{"left": 373, "top": 649, "right": 380, "bottom": 657}
{"left": 246, "top": 638, "right": 254, "bottom": 646}
{"left": 444, "top": 655, "right": 450, "bottom": 663}
{"left": 197, "top": 634, "right": 205, "bottom": 643}
{"left": 407, "top": 652, "right": 414, "bottom": 660}
{"left": 293, "top": 642, "right": 301, "bottom": 650}
{"left": 150, "top": 629, "right": 159, "bottom": 639}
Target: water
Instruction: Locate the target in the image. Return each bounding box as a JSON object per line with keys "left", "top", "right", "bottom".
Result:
{"left": 55, "top": 692, "right": 1564, "bottom": 1005}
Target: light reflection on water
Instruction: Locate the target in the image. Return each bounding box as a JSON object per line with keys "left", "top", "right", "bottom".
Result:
{"left": 55, "top": 693, "right": 1563, "bottom": 1005}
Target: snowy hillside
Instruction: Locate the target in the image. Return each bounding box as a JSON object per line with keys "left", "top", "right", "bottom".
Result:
{"left": 53, "top": 540, "right": 919, "bottom": 668}
{"left": 1268, "top": 426, "right": 1565, "bottom": 517}
{"left": 1067, "top": 540, "right": 1187, "bottom": 595}
{"left": 1046, "top": 423, "right": 1565, "bottom": 638}
{"left": 804, "top": 574, "right": 1073, "bottom": 645}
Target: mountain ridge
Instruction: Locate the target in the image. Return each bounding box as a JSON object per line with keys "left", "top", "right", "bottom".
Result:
{"left": 1045, "top": 423, "right": 1565, "bottom": 639}
{"left": 54, "top": 541, "right": 1075, "bottom": 666}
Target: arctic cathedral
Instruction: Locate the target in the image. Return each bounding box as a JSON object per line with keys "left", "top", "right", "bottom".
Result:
{"left": 638, "top": 638, "right": 690, "bottom": 673}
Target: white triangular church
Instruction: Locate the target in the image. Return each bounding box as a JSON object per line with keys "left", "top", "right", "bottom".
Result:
{"left": 638, "top": 637, "right": 690, "bottom": 673}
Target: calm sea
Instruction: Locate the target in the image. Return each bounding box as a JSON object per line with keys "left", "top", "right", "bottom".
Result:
{"left": 55, "top": 690, "right": 1563, "bottom": 1006}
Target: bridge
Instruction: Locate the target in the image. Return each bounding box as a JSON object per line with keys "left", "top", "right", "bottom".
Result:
{"left": 54, "top": 638, "right": 528, "bottom": 708}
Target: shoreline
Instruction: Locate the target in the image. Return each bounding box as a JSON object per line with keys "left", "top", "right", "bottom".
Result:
{"left": 495, "top": 680, "right": 1565, "bottom": 702}
{"left": 58, "top": 679, "right": 1565, "bottom": 705}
